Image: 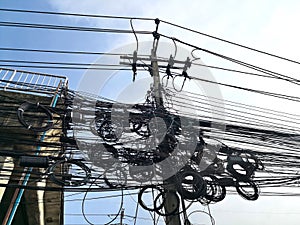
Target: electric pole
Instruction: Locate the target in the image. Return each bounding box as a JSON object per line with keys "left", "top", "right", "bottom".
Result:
{"left": 120, "top": 29, "right": 184, "bottom": 225}
{"left": 151, "top": 36, "right": 181, "bottom": 225}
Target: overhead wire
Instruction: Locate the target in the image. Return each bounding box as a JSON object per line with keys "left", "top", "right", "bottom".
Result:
{"left": 160, "top": 34, "right": 300, "bottom": 85}
{"left": 0, "top": 21, "right": 153, "bottom": 34}
{"left": 0, "top": 8, "right": 155, "bottom": 21}
{"left": 160, "top": 19, "right": 300, "bottom": 66}
{"left": 1, "top": 9, "right": 300, "bottom": 223}
{"left": 0, "top": 65, "right": 133, "bottom": 71}
{"left": 0, "top": 47, "right": 126, "bottom": 56}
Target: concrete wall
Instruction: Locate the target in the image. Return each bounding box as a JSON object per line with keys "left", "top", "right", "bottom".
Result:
{"left": 0, "top": 91, "right": 64, "bottom": 225}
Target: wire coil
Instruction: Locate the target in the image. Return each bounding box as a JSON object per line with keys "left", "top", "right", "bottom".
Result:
{"left": 17, "top": 102, "right": 53, "bottom": 132}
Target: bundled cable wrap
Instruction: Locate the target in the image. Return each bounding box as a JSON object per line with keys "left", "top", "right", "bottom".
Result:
{"left": 129, "top": 105, "right": 181, "bottom": 138}
{"left": 17, "top": 101, "right": 53, "bottom": 132}
{"left": 19, "top": 155, "right": 49, "bottom": 168}
{"left": 138, "top": 185, "right": 164, "bottom": 212}
{"left": 98, "top": 120, "right": 123, "bottom": 142}
{"left": 138, "top": 184, "right": 180, "bottom": 216}
{"left": 226, "top": 154, "right": 256, "bottom": 181}
{"left": 235, "top": 180, "right": 259, "bottom": 200}
{"left": 175, "top": 169, "right": 207, "bottom": 200}
{"left": 202, "top": 175, "right": 226, "bottom": 203}
{"left": 47, "top": 159, "right": 91, "bottom": 186}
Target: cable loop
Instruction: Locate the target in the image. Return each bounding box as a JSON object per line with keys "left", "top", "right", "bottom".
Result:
{"left": 17, "top": 102, "right": 53, "bottom": 132}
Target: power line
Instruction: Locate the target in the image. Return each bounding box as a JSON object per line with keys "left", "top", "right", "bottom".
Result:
{"left": 165, "top": 35, "right": 300, "bottom": 84}
{"left": 2, "top": 7, "right": 299, "bottom": 67}
{"left": 161, "top": 19, "right": 300, "bottom": 66}
{"left": 0, "top": 21, "right": 153, "bottom": 34}
{"left": 189, "top": 74, "right": 300, "bottom": 102}
{"left": 0, "top": 47, "right": 124, "bottom": 55}
{"left": 191, "top": 61, "right": 290, "bottom": 80}
{"left": 0, "top": 65, "right": 133, "bottom": 70}
{"left": 0, "top": 59, "right": 125, "bottom": 67}
{"left": 0, "top": 8, "right": 155, "bottom": 21}
{"left": 1, "top": 59, "right": 282, "bottom": 81}
{"left": 161, "top": 69, "right": 300, "bottom": 102}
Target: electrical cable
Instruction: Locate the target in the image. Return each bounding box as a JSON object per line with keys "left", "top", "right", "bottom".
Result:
{"left": 0, "top": 59, "right": 130, "bottom": 67}
{"left": 0, "top": 8, "right": 155, "bottom": 21}
{"left": 0, "top": 64, "right": 133, "bottom": 71}
{"left": 17, "top": 102, "right": 54, "bottom": 132}
{"left": 47, "top": 159, "right": 91, "bottom": 186}
{"left": 160, "top": 34, "right": 300, "bottom": 85}
{"left": 138, "top": 185, "right": 164, "bottom": 212}
{"left": 130, "top": 19, "right": 139, "bottom": 52}
{"left": 160, "top": 19, "right": 300, "bottom": 66}
{"left": 0, "top": 21, "right": 153, "bottom": 34}
{"left": 153, "top": 190, "right": 180, "bottom": 216}
{"left": 0, "top": 47, "right": 126, "bottom": 56}
{"left": 81, "top": 174, "right": 124, "bottom": 225}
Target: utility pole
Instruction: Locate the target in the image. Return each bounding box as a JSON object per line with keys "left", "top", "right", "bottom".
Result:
{"left": 120, "top": 29, "right": 185, "bottom": 225}
{"left": 120, "top": 52, "right": 183, "bottom": 225}
{"left": 150, "top": 35, "right": 181, "bottom": 225}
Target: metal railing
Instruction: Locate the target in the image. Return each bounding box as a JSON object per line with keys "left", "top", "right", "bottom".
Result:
{"left": 0, "top": 67, "right": 68, "bottom": 96}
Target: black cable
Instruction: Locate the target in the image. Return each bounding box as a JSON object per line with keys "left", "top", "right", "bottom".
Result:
{"left": 161, "top": 35, "right": 300, "bottom": 85}
{"left": 0, "top": 8, "right": 155, "bottom": 21}
{"left": 235, "top": 180, "right": 259, "bottom": 200}
{"left": 153, "top": 190, "right": 180, "bottom": 216}
{"left": 0, "top": 21, "right": 153, "bottom": 34}
{"left": 82, "top": 175, "right": 102, "bottom": 225}
{"left": 0, "top": 47, "right": 125, "bottom": 55}
{"left": 179, "top": 89, "right": 300, "bottom": 119}
{"left": 0, "top": 59, "right": 127, "bottom": 67}
{"left": 130, "top": 19, "right": 139, "bottom": 52}
{"left": 171, "top": 91, "right": 300, "bottom": 129}
{"left": 138, "top": 185, "right": 164, "bottom": 212}
{"left": 192, "top": 61, "right": 287, "bottom": 80}
{"left": 82, "top": 187, "right": 124, "bottom": 225}
{"left": 3, "top": 75, "right": 300, "bottom": 205}
{"left": 2, "top": 8, "right": 299, "bottom": 67}
{"left": 160, "top": 19, "right": 300, "bottom": 66}
{"left": 187, "top": 73, "right": 300, "bottom": 102}
{"left": 0, "top": 65, "right": 133, "bottom": 70}
{"left": 17, "top": 102, "right": 54, "bottom": 132}
{"left": 48, "top": 159, "right": 91, "bottom": 186}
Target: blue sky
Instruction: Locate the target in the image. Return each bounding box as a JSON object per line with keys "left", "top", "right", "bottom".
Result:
{"left": 1, "top": 1, "right": 300, "bottom": 225}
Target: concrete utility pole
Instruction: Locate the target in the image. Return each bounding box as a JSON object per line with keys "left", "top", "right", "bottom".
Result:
{"left": 120, "top": 38, "right": 185, "bottom": 225}
{"left": 151, "top": 41, "right": 181, "bottom": 225}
